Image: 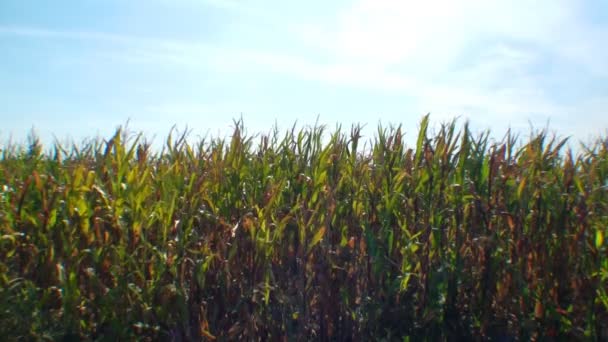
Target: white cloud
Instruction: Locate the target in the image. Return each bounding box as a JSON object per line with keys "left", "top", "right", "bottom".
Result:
{"left": 334, "top": 0, "right": 467, "bottom": 67}
{"left": 0, "top": 25, "right": 221, "bottom": 68}
{"left": 291, "top": 0, "right": 605, "bottom": 136}
{"left": 0, "top": 26, "right": 136, "bottom": 44}
{"left": 237, "top": 51, "right": 418, "bottom": 92}
{"left": 2, "top": 0, "right": 605, "bottom": 144}
{"left": 300, "top": 0, "right": 582, "bottom": 70}
{"left": 553, "top": 26, "right": 608, "bottom": 77}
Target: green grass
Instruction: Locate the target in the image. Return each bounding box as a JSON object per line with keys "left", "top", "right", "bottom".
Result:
{"left": 1, "top": 115, "right": 607, "bottom": 340}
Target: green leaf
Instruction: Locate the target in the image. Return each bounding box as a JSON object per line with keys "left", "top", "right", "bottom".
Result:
{"left": 596, "top": 230, "right": 604, "bottom": 248}
{"left": 517, "top": 177, "right": 527, "bottom": 199}
{"left": 309, "top": 226, "right": 326, "bottom": 252}
{"left": 387, "top": 229, "right": 394, "bottom": 255}
{"left": 415, "top": 114, "right": 429, "bottom": 166}
{"left": 400, "top": 273, "right": 412, "bottom": 291}
{"left": 574, "top": 176, "right": 585, "bottom": 194}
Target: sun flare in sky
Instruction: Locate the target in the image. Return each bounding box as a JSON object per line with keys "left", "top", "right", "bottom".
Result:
{"left": 1, "top": 0, "right": 606, "bottom": 148}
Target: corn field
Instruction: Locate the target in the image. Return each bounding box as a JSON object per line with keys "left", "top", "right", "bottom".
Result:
{"left": 1, "top": 115, "right": 607, "bottom": 341}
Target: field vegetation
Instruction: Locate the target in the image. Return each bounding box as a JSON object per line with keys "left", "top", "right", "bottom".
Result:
{"left": 1, "top": 116, "right": 607, "bottom": 340}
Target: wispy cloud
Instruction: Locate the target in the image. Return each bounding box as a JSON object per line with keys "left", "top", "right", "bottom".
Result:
{"left": 0, "top": 25, "right": 218, "bottom": 67}
{"left": 290, "top": 0, "right": 607, "bottom": 134}
{"left": 0, "top": 24, "right": 414, "bottom": 92}
{"left": 0, "top": 26, "right": 134, "bottom": 44}
{"left": 1, "top": 0, "right": 605, "bottom": 144}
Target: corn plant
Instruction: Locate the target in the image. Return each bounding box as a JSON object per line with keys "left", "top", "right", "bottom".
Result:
{"left": 0, "top": 116, "right": 606, "bottom": 341}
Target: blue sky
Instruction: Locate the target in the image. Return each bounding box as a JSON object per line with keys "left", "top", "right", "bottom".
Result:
{"left": 1, "top": 0, "right": 607, "bottom": 148}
